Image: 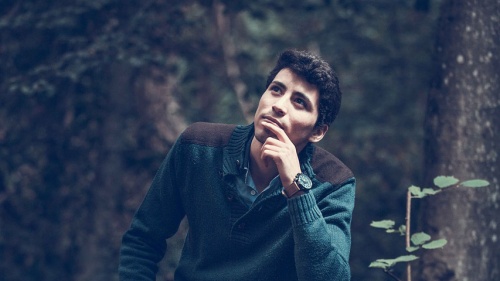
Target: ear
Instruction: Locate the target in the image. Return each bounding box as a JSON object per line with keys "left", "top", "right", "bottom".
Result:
{"left": 308, "top": 124, "right": 328, "bottom": 143}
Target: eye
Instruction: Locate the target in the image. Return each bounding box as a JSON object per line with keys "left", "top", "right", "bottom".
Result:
{"left": 294, "top": 97, "right": 307, "bottom": 108}
{"left": 269, "top": 85, "right": 281, "bottom": 94}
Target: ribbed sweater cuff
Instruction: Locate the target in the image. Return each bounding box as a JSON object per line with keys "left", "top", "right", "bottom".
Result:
{"left": 288, "top": 193, "right": 322, "bottom": 227}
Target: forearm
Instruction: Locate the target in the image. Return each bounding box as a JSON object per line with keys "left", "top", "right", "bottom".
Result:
{"left": 287, "top": 180, "right": 355, "bottom": 281}
{"left": 119, "top": 229, "right": 166, "bottom": 281}
{"left": 119, "top": 149, "right": 185, "bottom": 281}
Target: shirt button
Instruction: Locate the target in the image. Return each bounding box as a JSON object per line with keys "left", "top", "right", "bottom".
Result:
{"left": 227, "top": 194, "right": 234, "bottom": 201}
{"left": 250, "top": 190, "right": 257, "bottom": 196}
{"left": 238, "top": 223, "right": 246, "bottom": 230}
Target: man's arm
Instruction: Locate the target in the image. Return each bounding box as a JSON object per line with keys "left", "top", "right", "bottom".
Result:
{"left": 259, "top": 121, "right": 354, "bottom": 280}
{"left": 287, "top": 179, "right": 355, "bottom": 281}
{"left": 119, "top": 144, "right": 185, "bottom": 281}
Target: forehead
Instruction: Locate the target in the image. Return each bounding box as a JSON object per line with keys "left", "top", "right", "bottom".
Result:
{"left": 272, "top": 68, "right": 320, "bottom": 107}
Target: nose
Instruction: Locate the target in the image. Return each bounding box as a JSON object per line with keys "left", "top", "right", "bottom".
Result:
{"left": 272, "top": 97, "right": 287, "bottom": 116}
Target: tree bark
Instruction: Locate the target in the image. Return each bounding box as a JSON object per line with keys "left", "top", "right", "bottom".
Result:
{"left": 419, "top": 0, "right": 500, "bottom": 281}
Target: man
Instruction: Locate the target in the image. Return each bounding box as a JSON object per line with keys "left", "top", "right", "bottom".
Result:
{"left": 119, "top": 49, "right": 355, "bottom": 281}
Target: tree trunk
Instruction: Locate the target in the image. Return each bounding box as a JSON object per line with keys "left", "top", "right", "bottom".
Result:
{"left": 419, "top": 0, "right": 500, "bottom": 281}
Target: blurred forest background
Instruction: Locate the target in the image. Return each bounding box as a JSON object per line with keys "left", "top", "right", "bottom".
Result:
{"left": 1, "top": 0, "right": 498, "bottom": 281}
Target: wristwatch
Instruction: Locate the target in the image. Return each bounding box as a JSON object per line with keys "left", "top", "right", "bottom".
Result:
{"left": 282, "top": 173, "right": 312, "bottom": 198}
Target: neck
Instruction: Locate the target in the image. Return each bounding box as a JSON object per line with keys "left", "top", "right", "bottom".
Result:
{"left": 249, "top": 137, "right": 279, "bottom": 192}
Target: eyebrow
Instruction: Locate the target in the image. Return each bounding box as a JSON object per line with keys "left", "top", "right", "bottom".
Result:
{"left": 271, "top": 81, "right": 314, "bottom": 109}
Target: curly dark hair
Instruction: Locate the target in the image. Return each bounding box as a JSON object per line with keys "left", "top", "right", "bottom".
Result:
{"left": 265, "top": 49, "right": 342, "bottom": 127}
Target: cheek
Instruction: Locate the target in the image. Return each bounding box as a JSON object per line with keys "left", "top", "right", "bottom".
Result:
{"left": 293, "top": 112, "right": 318, "bottom": 127}
{"left": 259, "top": 95, "right": 274, "bottom": 107}
{"left": 255, "top": 99, "right": 268, "bottom": 114}
{"left": 255, "top": 99, "right": 267, "bottom": 113}
{"left": 287, "top": 122, "right": 312, "bottom": 137}
{"left": 287, "top": 117, "right": 318, "bottom": 139}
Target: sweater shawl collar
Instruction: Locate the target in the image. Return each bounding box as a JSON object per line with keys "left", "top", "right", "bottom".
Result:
{"left": 222, "top": 123, "right": 315, "bottom": 179}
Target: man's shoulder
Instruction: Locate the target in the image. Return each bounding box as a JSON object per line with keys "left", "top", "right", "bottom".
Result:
{"left": 179, "top": 122, "right": 238, "bottom": 147}
{"left": 311, "top": 145, "right": 354, "bottom": 186}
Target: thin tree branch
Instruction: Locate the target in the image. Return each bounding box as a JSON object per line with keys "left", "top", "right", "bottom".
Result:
{"left": 406, "top": 189, "right": 412, "bottom": 281}
{"left": 384, "top": 268, "right": 404, "bottom": 281}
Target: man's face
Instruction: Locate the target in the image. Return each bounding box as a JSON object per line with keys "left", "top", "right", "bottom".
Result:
{"left": 253, "top": 68, "right": 327, "bottom": 152}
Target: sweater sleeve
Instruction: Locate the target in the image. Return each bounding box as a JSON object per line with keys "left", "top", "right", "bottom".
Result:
{"left": 119, "top": 141, "right": 186, "bottom": 281}
{"left": 287, "top": 177, "right": 355, "bottom": 281}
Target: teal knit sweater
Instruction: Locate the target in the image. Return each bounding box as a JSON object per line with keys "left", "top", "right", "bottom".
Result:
{"left": 119, "top": 122, "right": 355, "bottom": 281}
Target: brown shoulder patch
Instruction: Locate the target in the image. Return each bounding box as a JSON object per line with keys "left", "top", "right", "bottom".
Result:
{"left": 180, "top": 122, "right": 237, "bottom": 147}
{"left": 311, "top": 146, "right": 354, "bottom": 186}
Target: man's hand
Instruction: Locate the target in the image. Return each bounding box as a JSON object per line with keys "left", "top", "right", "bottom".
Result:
{"left": 260, "top": 120, "right": 302, "bottom": 187}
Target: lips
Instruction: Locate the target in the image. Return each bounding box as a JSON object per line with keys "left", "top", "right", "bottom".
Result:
{"left": 262, "top": 115, "right": 283, "bottom": 129}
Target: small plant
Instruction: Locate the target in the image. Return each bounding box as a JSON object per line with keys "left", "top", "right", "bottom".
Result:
{"left": 369, "top": 176, "right": 490, "bottom": 281}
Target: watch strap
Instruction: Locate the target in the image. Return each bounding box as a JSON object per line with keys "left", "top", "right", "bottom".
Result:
{"left": 282, "top": 181, "right": 301, "bottom": 198}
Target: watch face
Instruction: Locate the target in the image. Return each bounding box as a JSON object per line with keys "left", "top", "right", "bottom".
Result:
{"left": 297, "top": 174, "right": 312, "bottom": 190}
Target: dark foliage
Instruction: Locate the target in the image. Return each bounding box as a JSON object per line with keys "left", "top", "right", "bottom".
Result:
{"left": 0, "top": 1, "right": 440, "bottom": 280}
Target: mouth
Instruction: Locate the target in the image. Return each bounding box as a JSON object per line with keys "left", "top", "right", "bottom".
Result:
{"left": 262, "top": 115, "right": 283, "bottom": 129}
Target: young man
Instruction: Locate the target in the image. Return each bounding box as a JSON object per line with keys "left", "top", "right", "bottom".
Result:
{"left": 119, "top": 49, "right": 355, "bottom": 281}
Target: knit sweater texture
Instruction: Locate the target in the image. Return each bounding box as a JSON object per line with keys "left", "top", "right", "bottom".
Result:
{"left": 119, "top": 122, "right": 355, "bottom": 281}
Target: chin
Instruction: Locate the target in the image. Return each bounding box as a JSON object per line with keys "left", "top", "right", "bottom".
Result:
{"left": 254, "top": 128, "right": 272, "bottom": 143}
{"left": 253, "top": 130, "right": 267, "bottom": 144}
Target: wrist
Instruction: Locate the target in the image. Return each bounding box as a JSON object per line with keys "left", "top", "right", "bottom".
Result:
{"left": 288, "top": 190, "right": 306, "bottom": 198}
{"left": 282, "top": 173, "right": 312, "bottom": 198}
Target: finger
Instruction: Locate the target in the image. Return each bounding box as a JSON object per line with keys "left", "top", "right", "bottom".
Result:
{"left": 261, "top": 120, "right": 289, "bottom": 143}
{"left": 260, "top": 148, "right": 280, "bottom": 168}
{"left": 261, "top": 140, "right": 292, "bottom": 165}
{"left": 261, "top": 140, "right": 277, "bottom": 157}
{"left": 260, "top": 145, "right": 277, "bottom": 168}
{"left": 262, "top": 134, "right": 296, "bottom": 158}
{"left": 262, "top": 136, "right": 282, "bottom": 148}
{"left": 260, "top": 139, "right": 282, "bottom": 166}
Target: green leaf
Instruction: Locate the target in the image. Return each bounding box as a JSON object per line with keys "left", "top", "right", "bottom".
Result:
{"left": 397, "top": 225, "right": 407, "bottom": 236}
{"left": 421, "top": 188, "right": 441, "bottom": 196}
{"left": 370, "top": 220, "right": 395, "bottom": 229}
{"left": 409, "top": 185, "right": 424, "bottom": 198}
{"left": 406, "top": 246, "right": 420, "bottom": 252}
{"left": 369, "top": 255, "right": 419, "bottom": 269}
{"left": 410, "top": 186, "right": 441, "bottom": 198}
{"left": 369, "top": 260, "right": 392, "bottom": 269}
{"left": 461, "top": 179, "right": 490, "bottom": 188}
{"left": 411, "top": 232, "right": 431, "bottom": 245}
{"left": 434, "top": 176, "right": 459, "bottom": 188}
{"left": 393, "top": 255, "right": 419, "bottom": 263}
{"left": 422, "top": 239, "right": 447, "bottom": 249}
